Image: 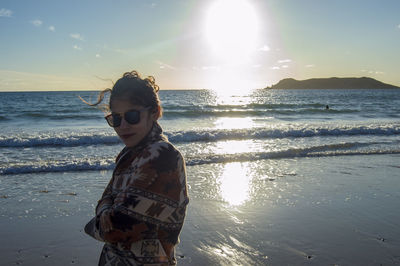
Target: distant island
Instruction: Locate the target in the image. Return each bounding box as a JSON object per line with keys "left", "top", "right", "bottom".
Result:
{"left": 265, "top": 77, "right": 400, "bottom": 90}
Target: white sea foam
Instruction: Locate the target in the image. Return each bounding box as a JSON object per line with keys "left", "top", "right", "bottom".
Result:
{"left": 2, "top": 143, "right": 399, "bottom": 175}
{"left": 1, "top": 123, "right": 398, "bottom": 147}
{"left": 167, "top": 123, "right": 400, "bottom": 143}
{"left": 1, "top": 158, "right": 115, "bottom": 175}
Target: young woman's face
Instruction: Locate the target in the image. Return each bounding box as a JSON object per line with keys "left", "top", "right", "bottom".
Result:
{"left": 110, "top": 99, "right": 156, "bottom": 147}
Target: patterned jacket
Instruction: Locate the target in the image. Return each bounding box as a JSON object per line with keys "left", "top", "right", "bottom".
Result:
{"left": 85, "top": 122, "right": 189, "bottom": 265}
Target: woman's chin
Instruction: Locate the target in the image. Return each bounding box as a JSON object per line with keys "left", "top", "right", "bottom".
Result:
{"left": 123, "top": 139, "right": 138, "bottom": 147}
{"left": 118, "top": 134, "right": 136, "bottom": 147}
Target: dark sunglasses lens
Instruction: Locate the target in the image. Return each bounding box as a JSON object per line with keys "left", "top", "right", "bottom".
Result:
{"left": 105, "top": 115, "right": 114, "bottom": 127}
{"left": 112, "top": 114, "right": 122, "bottom": 127}
{"left": 105, "top": 114, "right": 122, "bottom": 127}
{"left": 124, "top": 110, "right": 140, "bottom": 125}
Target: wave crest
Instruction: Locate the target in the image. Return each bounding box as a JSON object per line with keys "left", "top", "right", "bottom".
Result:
{"left": 1, "top": 124, "right": 399, "bottom": 148}
{"left": 2, "top": 145, "right": 399, "bottom": 175}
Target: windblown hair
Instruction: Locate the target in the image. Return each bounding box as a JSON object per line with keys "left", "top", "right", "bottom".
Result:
{"left": 81, "top": 71, "right": 162, "bottom": 118}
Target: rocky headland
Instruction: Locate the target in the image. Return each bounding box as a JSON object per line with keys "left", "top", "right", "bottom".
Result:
{"left": 266, "top": 77, "right": 400, "bottom": 90}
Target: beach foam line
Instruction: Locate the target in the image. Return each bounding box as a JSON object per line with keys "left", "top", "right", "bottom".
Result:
{"left": 1, "top": 124, "right": 399, "bottom": 148}
{"left": 2, "top": 145, "right": 399, "bottom": 175}
{"left": 162, "top": 108, "right": 358, "bottom": 118}
{"left": 0, "top": 159, "right": 115, "bottom": 175}
{"left": 166, "top": 124, "right": 400, "bottom": 143}
{"left": 186, "top": 149, "right": 400, "bottom": 166}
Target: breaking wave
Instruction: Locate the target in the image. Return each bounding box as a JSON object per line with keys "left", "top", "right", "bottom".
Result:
{"left": 1, "top": 123, "right": 399, "bottom": 148}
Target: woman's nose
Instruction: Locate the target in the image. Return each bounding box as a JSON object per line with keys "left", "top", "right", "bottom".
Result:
{"left": 119, "top": 117, "right": 130, "bottom": 128}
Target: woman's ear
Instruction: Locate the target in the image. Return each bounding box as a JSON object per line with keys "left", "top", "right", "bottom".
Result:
{"left": 151, "top": 106, "right": 160, "bottom": 121}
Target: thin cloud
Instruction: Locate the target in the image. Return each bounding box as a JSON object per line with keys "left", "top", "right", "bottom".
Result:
{"left": 73, "top": 45, "right": 82, "bottom": 51}
{"left": 0, "top": 69, "right": 109, "bottom": 91}
{"left": 305, "top": 64, "right": 315, "bottom": 68}
{"left": 48, "top": 25, "right": 55, "bottom": 32}
{"left": 271, "top": 66, "right": 280, "bottom": 70}
{"left": 95, "top": 54, "right": 101, "bottom": 58}
{"left": 30, "top": 19, "right": 43, "bottom": 27}
{"left": 259, "top": 45, "right": 270, "bottom": 52}
{"left": 361, "top": 69, "right": 385, "bottom": 74}
{"left": 201, "top": 65, "right": 220, "bottom": 71}
{"left": 157, "top": 61, "right": 176, "bottom": 70}
{"left": 278, "top": 59, "right": 291, "bottom": 64}
{"left": 70, "top": 33, "right": 84, "bottom": 41}
{"left": 0, "top": 8, "right": 12, "bottom": 17}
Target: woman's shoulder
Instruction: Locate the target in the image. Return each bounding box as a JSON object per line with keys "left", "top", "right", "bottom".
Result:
{"left": 142, "top": 140, "right": 187, "bottom": 201}
{"left": 130, "top": 139, "right": 183, "bottom": 168}
{"left": 145, "top": 139, "right": 184, "bottom": 164}
{"left": 130, "top": 139, "right": 187, "bottom": 198}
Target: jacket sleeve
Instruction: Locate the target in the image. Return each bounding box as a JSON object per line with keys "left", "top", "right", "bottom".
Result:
{"left": 95, "top": 146, "right": 129, "bottom": 217}
{"left": 84, "top": 175, "right": 115, "bottom": 242}
{"left": 101, "top": 142, "right": 189, "bottom": 245}
{"left": 95, "top": 175, "right": 115, "bottom": 216}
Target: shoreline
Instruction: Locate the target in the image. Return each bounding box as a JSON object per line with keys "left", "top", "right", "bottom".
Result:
{"left": 1, "top": 154, "right": 400, "bottom": 265}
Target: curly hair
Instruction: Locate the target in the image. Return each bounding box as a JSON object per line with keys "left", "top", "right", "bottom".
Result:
{"left": 81, "top": 71, "right": 162, "bottom": 119}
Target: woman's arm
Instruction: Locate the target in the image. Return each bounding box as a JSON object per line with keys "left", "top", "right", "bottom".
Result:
{"left": 100, "top": 142, "right": 188, "bottom": 245}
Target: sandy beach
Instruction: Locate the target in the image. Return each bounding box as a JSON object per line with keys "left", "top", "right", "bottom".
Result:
{"left": 1, "top": 154, "right": 399, "bottom": 265}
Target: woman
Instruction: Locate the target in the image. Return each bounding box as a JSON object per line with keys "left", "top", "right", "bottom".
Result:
{"left": 83, "top": 71, "right": 189, "bottom": 265}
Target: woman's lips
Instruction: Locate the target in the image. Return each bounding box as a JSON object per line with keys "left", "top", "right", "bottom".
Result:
{"left": 120, "top": 133, "right": 135, "bottom": 139}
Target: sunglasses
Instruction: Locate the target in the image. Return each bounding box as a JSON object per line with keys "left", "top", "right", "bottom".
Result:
{"left": 105, "top": 107, "right": 151, "bottom": 127}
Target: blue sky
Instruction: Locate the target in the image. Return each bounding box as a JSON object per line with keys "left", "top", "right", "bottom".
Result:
{"left": 1, "top": 0, "right": 399, "bottom": 91}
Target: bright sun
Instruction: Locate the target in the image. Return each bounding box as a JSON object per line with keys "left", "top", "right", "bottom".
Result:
{"left": 204, "top": 0, "right": 259, "bottom": 62}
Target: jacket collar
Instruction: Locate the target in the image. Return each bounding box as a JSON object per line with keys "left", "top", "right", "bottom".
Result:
{"left": 115, "top": 121, "right": 166, "bottom": 167}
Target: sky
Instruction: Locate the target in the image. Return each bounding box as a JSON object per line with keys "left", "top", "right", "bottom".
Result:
{"left": 0, "top": 0, "right": 400, "bottom": 92}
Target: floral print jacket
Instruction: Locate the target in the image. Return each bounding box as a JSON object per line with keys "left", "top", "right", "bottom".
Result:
{"left": 85, "top": 122, "right": 189, "bottom": 265}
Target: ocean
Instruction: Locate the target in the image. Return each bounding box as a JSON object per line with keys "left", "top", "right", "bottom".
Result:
{"left": 1, "top": 89, "right": 399, "bottom": 175}
{"left": 1, "top": 89, "right": 400, "bottom": 265}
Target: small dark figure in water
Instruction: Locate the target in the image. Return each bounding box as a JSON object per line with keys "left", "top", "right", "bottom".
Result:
{"left": 326, "top": 105, "right": 329, "bottom": 110}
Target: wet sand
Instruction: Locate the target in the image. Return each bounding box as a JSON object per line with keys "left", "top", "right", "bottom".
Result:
{"left": 1, "top": 154, "right": 400, "bottom": 265}
{"left": 179, "top": 154, "right": 400, "bottom": 265}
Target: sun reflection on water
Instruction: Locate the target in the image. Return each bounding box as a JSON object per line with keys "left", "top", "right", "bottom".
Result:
{"left": 214, "top": 140, "right": 255, "bottom": 154}
{"left": 214, "top": 117, "right": 255, "bottom": 129}
{"left": 208, "top": 88, "right": 262, "bottom": 130}
{"left": 219, "top": 162, "right": 252, "bottom": 206}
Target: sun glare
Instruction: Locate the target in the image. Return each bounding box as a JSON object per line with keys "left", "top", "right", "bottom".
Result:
{"left": 204, "top": 0, "right": 259, "bottom": 62}
{"left": 219, "top": 162, "right": 251, "bottom": 206}
{"left": 214, "top": 117, "right": 255, "bottom": 130}
{"left": 203, "top": 0, "right": 260, "bottom": 94}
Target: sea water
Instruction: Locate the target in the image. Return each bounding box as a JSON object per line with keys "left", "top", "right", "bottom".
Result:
{"left": 1, "top": 89, "right": 399, "bottom": 175}
{"left": 0, "top": 89, "right": 400, "bottom": 212}
{"left": 1, "top": 89, "right": 400, "bottom": 264}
